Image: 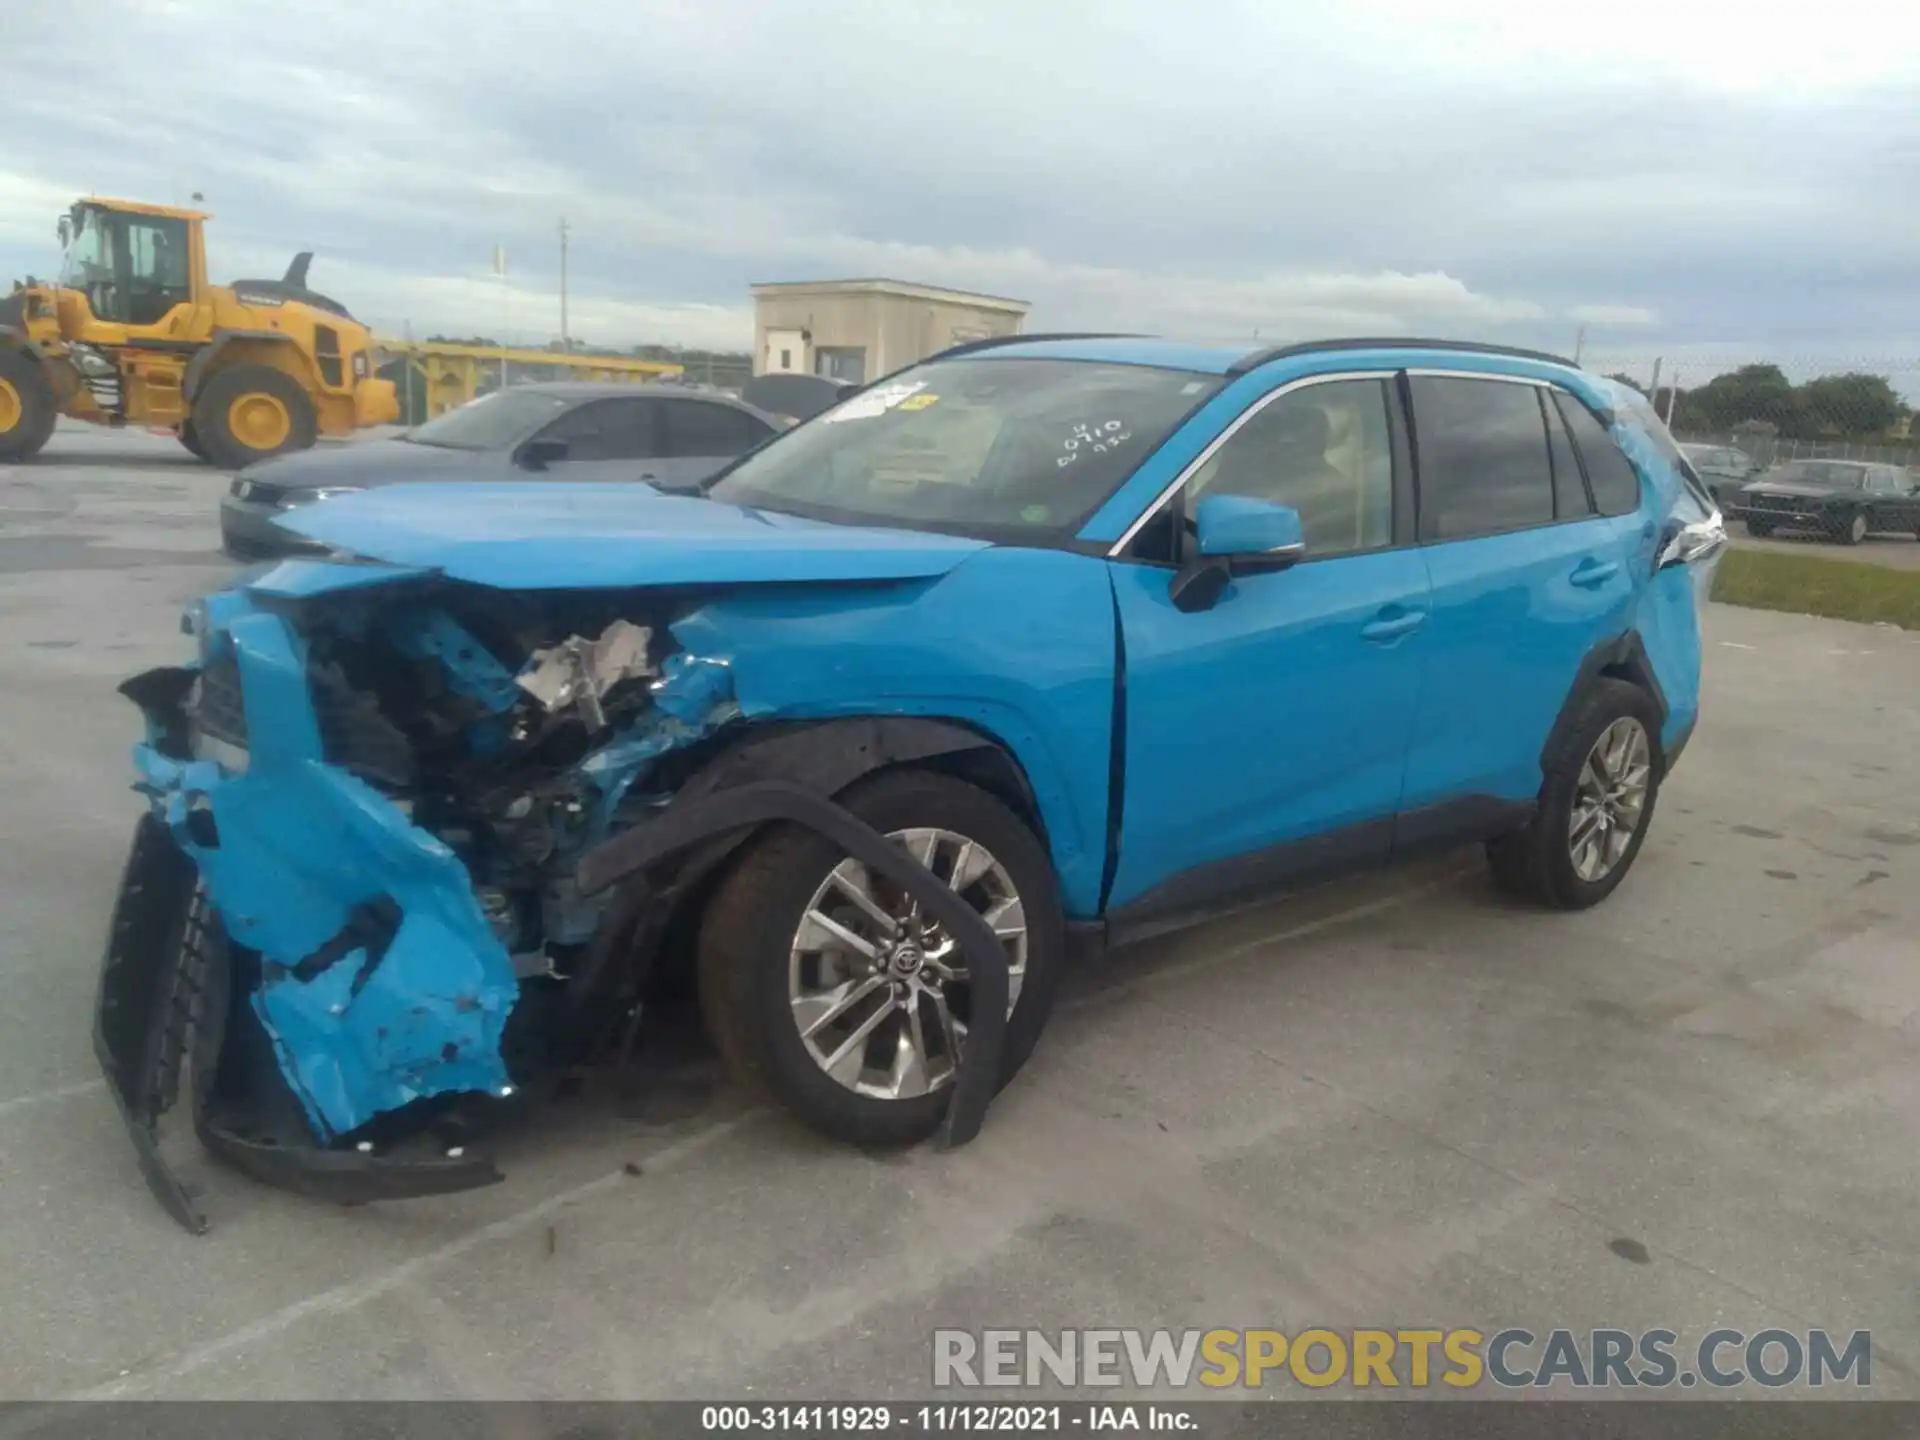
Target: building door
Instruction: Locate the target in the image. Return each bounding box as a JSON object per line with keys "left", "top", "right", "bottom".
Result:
{"left": 764, "top": 329, "right": 806, "bottom": 374}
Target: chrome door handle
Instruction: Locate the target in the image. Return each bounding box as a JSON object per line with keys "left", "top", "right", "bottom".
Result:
{"left": 1570, "top": 559, "right": 1620, "bottom": 588}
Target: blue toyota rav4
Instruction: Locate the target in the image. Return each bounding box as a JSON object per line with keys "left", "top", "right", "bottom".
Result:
{"left": 99, "top": 335, "right": 1724, "bottom": 1229}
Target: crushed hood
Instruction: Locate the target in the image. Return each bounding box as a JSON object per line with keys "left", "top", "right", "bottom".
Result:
{"left": 275, "top": 481, "right": 991, "bottom": 590}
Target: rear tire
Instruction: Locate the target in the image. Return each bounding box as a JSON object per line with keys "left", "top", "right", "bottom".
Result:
{"left": 177, "top": 420, "right": 207, "bottom": 460}
{"left": 1487, "top": 678, "right": 1664, "bottom": 911}
{"left": 697, "top": 769, "right": 1063, "bottom": 1148}
{"left": 191, "top": 364, "right": 316, "bottom": 470}
{"left": 0, "top": 348, "right": 57, "bottom": 461}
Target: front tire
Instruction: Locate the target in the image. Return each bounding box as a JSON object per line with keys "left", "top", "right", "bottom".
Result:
{"left": 698, "top": 769, "right": 1063, "bottom": 1147}
{"left": 177, "top": 420, "right": 207, "bottom": 460}
{"left": 1836, "top": 509, "right": 1868, "bottom": 546}
{"left": 0, "top": 348, "right": 57, "bottom": 461}
{"left": 191, "top": 364, "right": 317, "bottom": 470}
{"left": 1487, "top": 678, "right": 1664, "bottom": 910}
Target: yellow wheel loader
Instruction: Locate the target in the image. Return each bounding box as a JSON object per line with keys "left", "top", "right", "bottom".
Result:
{"left": 0, "top": 198, "right": 398, "bottom": 467}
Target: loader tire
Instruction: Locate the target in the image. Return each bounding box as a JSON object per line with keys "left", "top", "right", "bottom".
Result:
{"left": 177, "top": 420, "right": 207, "bottom": 460}
{"left": 0, "top": 349, "right": 57, "bottom": 461}
{"left": 191, "top": 364, "right": 317, "bottom": 470}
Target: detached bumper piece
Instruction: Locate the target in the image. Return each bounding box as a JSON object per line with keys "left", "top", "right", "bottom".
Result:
{"left": 94, "top": 815, "right": 504, "bottom": 1234}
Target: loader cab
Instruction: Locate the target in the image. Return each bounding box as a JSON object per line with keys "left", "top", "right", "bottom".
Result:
{"left": 57, "top": 200, "right": 208, "bottom": 331}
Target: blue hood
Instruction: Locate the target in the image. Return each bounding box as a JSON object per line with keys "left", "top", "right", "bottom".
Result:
{"left": 275, "top": 481, "right": 991, "bottom": 590}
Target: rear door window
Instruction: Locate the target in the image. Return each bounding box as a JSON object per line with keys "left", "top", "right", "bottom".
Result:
{"left": 1552, "top": 393, "right": 1643, "bottom": 516}
{"left": 1408, "top": 376, "right": 1555, "bottom": 541}
{"left": 662, "top": 399, "right": 775, "bottom": 458}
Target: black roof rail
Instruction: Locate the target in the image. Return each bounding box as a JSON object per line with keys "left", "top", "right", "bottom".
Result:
{"left": 1225, "top": 336, "right": 1580, "bottom": 376}
{"left": 927, "top": 331, "right": 1148, "bottom": 362}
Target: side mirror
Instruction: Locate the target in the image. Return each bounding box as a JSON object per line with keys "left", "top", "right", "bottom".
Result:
{"left": 1195, "top": 494, "right": 1305, "bottom": 564}
{"left": 56, "top": 215, "right": 72, "bottom": 249}
{"left": 517, "top": 437, "right": 569, "bottom": 471}
{"left": 1168, "top": 495, "right": 1306, "bottom": 614}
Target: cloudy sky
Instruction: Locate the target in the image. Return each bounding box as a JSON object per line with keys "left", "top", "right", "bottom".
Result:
{"left": 6, "top": 0, "right": 1920, "bottom": 385}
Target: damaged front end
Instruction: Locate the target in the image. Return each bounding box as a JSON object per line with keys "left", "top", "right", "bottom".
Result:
{"left": 97, "top": 556, "right": 1009, "bottom": 1231}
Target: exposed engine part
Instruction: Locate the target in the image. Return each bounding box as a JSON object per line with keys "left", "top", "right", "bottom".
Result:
{"left": 516, "top": 619, "right": 653, "bottom": 732}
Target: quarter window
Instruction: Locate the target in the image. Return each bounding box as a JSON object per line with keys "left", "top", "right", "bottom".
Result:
{"left": 1185, "top": 379, "right": 1394, "bottom": 559}
{"left": 1408, "top": 376, "right": 1554, "bottom": 541}
{"left": 1551, "top": 393, "right": 1643, "bottom": 516}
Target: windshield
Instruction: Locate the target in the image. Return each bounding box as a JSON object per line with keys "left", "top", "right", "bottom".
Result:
{"left": 405, "top": 389, "right": 574, "bottom": 450}
{"left": 1768, "top": 461, "right": 1866, "bottom": 489}
{"left": 707, "top": 358, "right": 1221, "bottom": 534}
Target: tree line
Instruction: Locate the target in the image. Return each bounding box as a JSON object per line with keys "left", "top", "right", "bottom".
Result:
{"left": 1608, "top": 365, "right": 1907, "bottom": 440}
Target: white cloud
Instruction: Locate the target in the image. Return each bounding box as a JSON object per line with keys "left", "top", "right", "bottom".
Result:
{"left": 5, "top": 0, "right": 1920, "bottom": 355}
{"left": 1568, "top": 304, "right": 1660, "bottom": 328}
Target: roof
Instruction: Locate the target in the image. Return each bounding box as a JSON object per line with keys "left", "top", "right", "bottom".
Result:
{"left": 749, "top": 277, "right": 1031, "bottom": 313}
{"left": 502, "top": 380, "right": 771, "bottom": 418}
{"left": 78, "top": 196, "right": 212, "bottom": 222}
{"left": 951, "top": 334, "right": 1585, "bottom": 376}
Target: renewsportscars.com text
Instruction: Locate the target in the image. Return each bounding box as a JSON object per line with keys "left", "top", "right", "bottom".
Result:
{"left": 932, "top": 1327, "right": 1871, "bottom": 1391}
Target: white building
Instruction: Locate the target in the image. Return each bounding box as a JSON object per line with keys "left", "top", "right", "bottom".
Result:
{"left": 750, "top": 278, "right": 1031, "bottom": 384}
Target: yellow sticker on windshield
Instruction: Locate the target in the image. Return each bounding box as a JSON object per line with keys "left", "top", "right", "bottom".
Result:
{"left": 898, "top": 393, "right": 939, "bottom": 411}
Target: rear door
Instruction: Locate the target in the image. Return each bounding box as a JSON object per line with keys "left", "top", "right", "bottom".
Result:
{"left": 1399, "top": 373, "right": 1643, "bottom": 819}
{"left": 658, "top": 398, "right": 778, "bottom": 490}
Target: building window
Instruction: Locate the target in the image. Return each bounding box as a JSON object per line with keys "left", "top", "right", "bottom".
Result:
{"left": 815, "top": 346, "right": 867, "bottom": 384}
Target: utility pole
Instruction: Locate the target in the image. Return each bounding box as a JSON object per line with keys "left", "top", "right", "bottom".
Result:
{"left": 557, "top": 216, "right": 571, "bottom": 354}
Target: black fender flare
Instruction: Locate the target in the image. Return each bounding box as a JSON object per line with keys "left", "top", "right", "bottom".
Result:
{"left": 182, "top": 329, "right": 296, "bottom": 403}
{"left": 1541, "top": 630, "right": 1671, "bottom": 779}
{"left": 577, "top": 779, "right": 1009, "bottom": 1149}
{"left": 577, "top": 714, "right": 1036, "bottom": 899}
{"left": 560, "top": 716, "right": 1032, "bottom": 1080}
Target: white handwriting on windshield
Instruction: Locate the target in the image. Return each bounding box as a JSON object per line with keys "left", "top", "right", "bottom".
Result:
{"left": 1056, "top": 419, "right": 1132, "bottom": 468}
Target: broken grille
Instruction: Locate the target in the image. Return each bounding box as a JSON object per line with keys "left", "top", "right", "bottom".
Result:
{"left": 194, "top": 651, "right": 248, "bottom": 748}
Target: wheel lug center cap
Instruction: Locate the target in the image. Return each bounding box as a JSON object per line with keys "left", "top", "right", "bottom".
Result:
{"left": 887, "top": 941, "right": 924, "bottom": 978}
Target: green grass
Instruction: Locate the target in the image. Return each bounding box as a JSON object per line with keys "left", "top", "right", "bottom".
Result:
{"left": 1711, "top": 547, "right": 1920, "bottom": 630}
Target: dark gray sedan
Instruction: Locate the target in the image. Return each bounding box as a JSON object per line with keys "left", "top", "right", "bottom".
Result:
{"left": 221, "top": 382, "right": 782, "bottom": 560}
{"left": 1728, "top": 460, "right": 1920, "bottom": 545}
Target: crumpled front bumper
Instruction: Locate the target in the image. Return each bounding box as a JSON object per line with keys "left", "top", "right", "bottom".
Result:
{"left": 94, "top": 812, "right": 508, "bottom": 1234}
{"left": 99, "top": 603, "right": 1016, "bottom": 1231}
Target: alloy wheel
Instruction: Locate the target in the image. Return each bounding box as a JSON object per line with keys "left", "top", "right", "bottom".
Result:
{"left": 787, "top": 827, "right": 1027, "bottom": 1100}
{"left": 1568, "top": 717, "right": 1652, "bottom": 883}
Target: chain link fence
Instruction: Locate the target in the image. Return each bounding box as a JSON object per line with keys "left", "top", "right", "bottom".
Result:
{"left": 1588, "top": 354, "right": 1920, "bottom": 545}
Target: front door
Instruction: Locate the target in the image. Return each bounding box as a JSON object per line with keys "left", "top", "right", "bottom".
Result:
{"left": 524, "top": 397, "right": 666, "bottom": 482}
{"left": 1106, "top": 374, "right": 1430, "bottom": 915}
